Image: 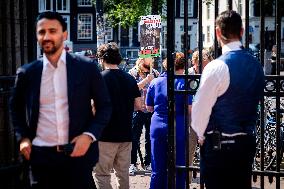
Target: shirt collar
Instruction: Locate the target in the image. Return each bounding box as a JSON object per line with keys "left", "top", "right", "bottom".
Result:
{"left": 222, "top": 41, "right": 243, "bottom": 54}
{"left": 43, "top": 49, "right": 67, "bottom": 68}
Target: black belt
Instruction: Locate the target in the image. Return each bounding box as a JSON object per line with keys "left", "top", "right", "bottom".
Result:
{"left": 206, "top": 133, "right": 252, "bottom": 144}
{"left": 33, "top": 144, "right": 74, "bottom": 155}
{"left": 220, "top": 135, "right": 247, "bottom": 144}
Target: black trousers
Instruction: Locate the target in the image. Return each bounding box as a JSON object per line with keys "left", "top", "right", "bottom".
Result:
{"left": 200, "top": 135, "right": 256, "bottom": 189}
{"left": 30, "top": 146, "right": 96, "bottom": 189}
{"left": 271, "top": 62, "right": 276, "bottom": 75}
{"left": 131, "top": 111, "right": 152, "bottom": 166}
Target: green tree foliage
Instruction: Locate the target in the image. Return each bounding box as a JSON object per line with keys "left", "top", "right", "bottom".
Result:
{"left": 100, "top": 0, "right": 164, "bottom": 28}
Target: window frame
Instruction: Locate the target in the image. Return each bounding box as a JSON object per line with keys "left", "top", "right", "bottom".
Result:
{"left": 56, "top": 0, "right": 70, "bottom": 13}
{"left": 38, "top": 0, "right": 53, "bottom": 12}
{"left": 77, "top": 0, "right": 93, "bottom": 7}
{"left": 206, "top": 25, "right": 211, "bottom": 43}
{"left": 180, "top": 0, "right": 194, "bottom": 17}
{"left": 62, "top": 15, "right": 70, "bottom": 41}
{"left": 238, "top": 0, "right": 243, "bottom": 16}
{"left": 126, "top": 49, "right": 139, "bottom": 58}
{"left": 206, "top": 4, "right": 210, "bottom": 20}
{"left": 105, "top": 26, "right": 113, "bottom": 41}
{"left": 77, "top": 13, "right": 93, "bottom": 40}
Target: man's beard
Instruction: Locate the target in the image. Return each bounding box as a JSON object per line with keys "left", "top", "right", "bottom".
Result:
{"left": 41, "top": 40, "right": 59, "bottom": 55}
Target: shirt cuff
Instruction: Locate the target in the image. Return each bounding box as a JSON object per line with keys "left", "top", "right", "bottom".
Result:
{"left": 83, "top": 132, "right": 97, "bottom": 142}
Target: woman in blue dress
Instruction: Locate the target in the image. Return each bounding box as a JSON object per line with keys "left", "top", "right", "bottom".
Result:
{"left": 146, "top": 53, "right": 192, "bottom": 189}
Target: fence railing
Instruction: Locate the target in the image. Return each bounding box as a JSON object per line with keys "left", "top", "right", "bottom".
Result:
{"left": 0, "top": 76, "right": 25, "bottom": 188}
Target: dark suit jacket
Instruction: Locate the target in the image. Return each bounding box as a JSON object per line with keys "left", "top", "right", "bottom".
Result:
{"left": 9, "top": 53, "right": 112, "bottom": 165}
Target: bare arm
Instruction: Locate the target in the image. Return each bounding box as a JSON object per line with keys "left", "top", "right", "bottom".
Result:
{"left": 134, "top": 97, "right": 142, "bottom": 111}
{"left": 137, "top": 74, "right": 154, "bottom": 90}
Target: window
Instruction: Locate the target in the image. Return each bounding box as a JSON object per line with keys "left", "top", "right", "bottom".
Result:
{"left": 180, "top": 0, "right": 194, "bottom": 17}
{"left": 132, "top": 24, "right": 139, "bottom": 47}
{"left": 207, "top": 26, "right": 210, "bottom": 43}
{"left": 62, "top": 16, "right": 70, "bottom": 41}
{"left": 126, "top": 49, "right": 139, "bottom": 58}
{"left": 180, "top": 25, "right": 192, "bottom": 32}
{"left": 238, "top": 0, "right": 243, "bottom": 16}
{"left": 39, "top": 0, "right": 53, "bottom": 12}
{"left": 56, "top": 0, "right": 70, "bottom": 13}
{"left": 206, "top": 4, "right": 210, "bottom": 20}
{"left": 181, "top": 34, "right": 191, "bottom": 50}
{"left": 77, "top": 14, "right": 93, "bottom": 40}
{"left": 120, "top": 27, "right": 129, "bottom": 47}
{"left": 105, "top": 26, "right": 113, "bottom": 41}
{"left": 78, "top": 0, "right": 92, "bottom": 7}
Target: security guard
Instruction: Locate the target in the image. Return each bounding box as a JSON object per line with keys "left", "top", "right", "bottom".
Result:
{"left": 192, "top": 10, "right": 264, "bottom": 189}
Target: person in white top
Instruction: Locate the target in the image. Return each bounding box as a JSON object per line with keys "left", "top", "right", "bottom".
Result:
{"left": 191, "top": 10, "right": 264, "bottom": 189}
{"left": 9, "top": 11, "right": 111, "bottom": 189}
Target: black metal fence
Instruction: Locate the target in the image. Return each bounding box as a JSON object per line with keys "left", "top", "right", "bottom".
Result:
{"left": 0, "top": 0, "right": 36, "bottom": 187}
{"left": 1, "top": 0, "right": 284, "bottom": 189}
{"left": 167, "top": 0, "right": 284, "bottom": 189}
{"left": 0, "top": 76, "right": 25, "bottom": 188}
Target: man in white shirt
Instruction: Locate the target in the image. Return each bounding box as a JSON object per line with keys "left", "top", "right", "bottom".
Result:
{"left": 10, "top": 11, "right": 111, "bottom": 189}
{"left": 191, "top": 10, "right": 264, "bottom": 189}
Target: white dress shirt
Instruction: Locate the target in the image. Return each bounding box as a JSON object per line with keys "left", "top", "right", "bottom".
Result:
{"left": 33, "top": 50, "right": 69, "bottom": 146}
{"left": 191, "top": 41, "right": 243, "bottom": 141}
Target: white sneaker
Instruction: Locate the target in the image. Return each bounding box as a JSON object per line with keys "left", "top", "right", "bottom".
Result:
{"left": 129, "top": 164, "right": 138, "bottom": 175}
{"left": 144, "top": 164, "right": 152, "bottom": 172}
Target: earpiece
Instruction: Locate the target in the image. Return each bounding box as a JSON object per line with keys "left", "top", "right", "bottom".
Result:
{"left": 102, "top": 43, "right": 112, "bottom": 58}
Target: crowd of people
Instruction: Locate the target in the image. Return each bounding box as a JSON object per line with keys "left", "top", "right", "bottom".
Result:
{"left": 9, "top": 10, "right": 264, "bottom": 189}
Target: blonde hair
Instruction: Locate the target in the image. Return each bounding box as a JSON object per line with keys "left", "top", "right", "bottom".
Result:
{"left": 135, "top": 57, "right": 154, "bottom": 73}
{"left": 192, "top": 49, "right": 213, "bottom": 62}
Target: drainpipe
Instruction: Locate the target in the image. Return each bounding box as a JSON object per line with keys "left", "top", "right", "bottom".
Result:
{"left": 96, "top": 0, "right": 104, "bottom": 49}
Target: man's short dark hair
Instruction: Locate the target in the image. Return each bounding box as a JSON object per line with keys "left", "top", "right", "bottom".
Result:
{"left": 215, "top": 10, "right": 242, "bottom": 41}
{"left": 36, "top": 11, "right": 67, "bottom": 32}
{"left": 97, "top": 42, "right": 122, "bottom": 65}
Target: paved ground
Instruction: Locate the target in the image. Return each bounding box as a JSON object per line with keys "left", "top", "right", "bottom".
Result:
{"left": 109, "top": 125, "right": 284, "bottom": 188}
{"left": 109, "top": 171, "right": 284, "bottom": 189}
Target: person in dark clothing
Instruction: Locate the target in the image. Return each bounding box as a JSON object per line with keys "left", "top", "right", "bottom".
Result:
{"left": 93, "top": 42, "right": 141, "bottom": 189}
{"left": 192, "top": 10, "right": 265, "bottom": 189}
{"left": 9, "top": 11, "right": 111, "bottom": 189}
